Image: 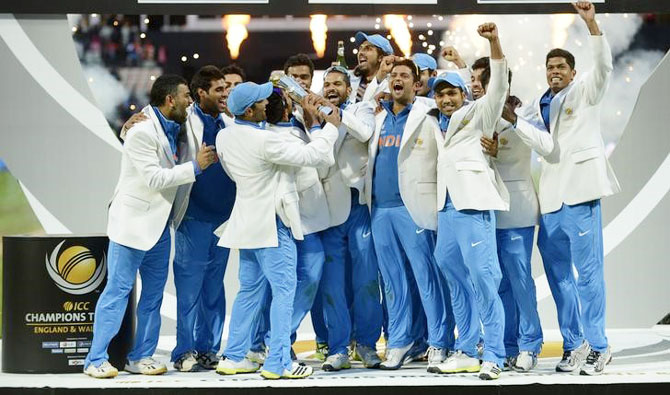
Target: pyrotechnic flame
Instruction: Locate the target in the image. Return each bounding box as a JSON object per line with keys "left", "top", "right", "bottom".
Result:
{"left": 310, "top": 15, "right": 328, "bottom": 58}
{"left": 551, "top": 14, "right": 575, "bottom": 48}
{"left": 222, "top": 15, "right": 251, "bottom": 60}
{"left": 383, "top": 15, "right": 412, "bottom": 57}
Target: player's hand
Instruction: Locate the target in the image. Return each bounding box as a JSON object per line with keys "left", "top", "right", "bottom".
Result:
{"left": 573, "top": 1, "right": 596, "bottom": 22}
{"left": 196, "top": 143, "right": 217, "bottom": 170}
{"left": 120, "top": 112, "right": 149, "bottom": 140}
{"left": 477, "top": 22, "right": 499, "bottom": 41}
{"left": 441, "top": 46, "right": 466, "bottom": 68}
{"left": 481, "top": 133, "right": 499, "bottom": 158}
{"left": 376, "top": 55, "right": 399, "bottom": 81}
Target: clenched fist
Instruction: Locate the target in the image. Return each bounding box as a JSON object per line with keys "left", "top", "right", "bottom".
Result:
{"left": 477, "top": 22, "right": 499, "bottom": 41}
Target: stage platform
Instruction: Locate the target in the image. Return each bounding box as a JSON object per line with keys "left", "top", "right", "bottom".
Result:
{"left": 1, "top": 327, "right": 669, "bottom": 395}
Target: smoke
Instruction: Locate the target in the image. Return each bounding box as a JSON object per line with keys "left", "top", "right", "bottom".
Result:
{"left": 439, "top": 13, "right": 662, "bottom": 145}
{"left": 82, "top": 64, "right": 129, "bottom": 120}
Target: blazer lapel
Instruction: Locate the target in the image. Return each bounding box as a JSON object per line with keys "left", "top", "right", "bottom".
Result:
{"left": 549, "top": 83, "right": 571, "bottom": 134}
{"left": 442, "top": 103, "right": 474, "bottom": 146}
{"left": 370, "top": 109, "right": 386, "bottom": 161}
{"left": 399, "top": 103, "right": 426, "bottom": 153}
{"left": 145, "top": 106, "right": 176, "bottom": 166}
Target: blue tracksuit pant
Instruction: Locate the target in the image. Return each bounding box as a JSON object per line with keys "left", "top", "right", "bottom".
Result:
{"left": 496, "top": 226, "right": 543, "bottom": 357}
{"left": 224, "top": 220, "right": 297, "bottom": 375}
{"left": 371, "top": 205, "right": 452, "bottom": 350}
{"left": 538, "top": 200, "right": 607, "bottom": 353}
{"left": 85, "top": 224, "right": 170, "bottom": 369}
{"left": 320, "top": 202, "right": 383, "bottom": 355}
{"left": 250, "top": 233, "right": 325, "bottom": 350}
{"left": 171, "top": 218, "right": 229, "bottom": 361}
{"left": 434, "top": 197, "right": 505, "bottom": 367}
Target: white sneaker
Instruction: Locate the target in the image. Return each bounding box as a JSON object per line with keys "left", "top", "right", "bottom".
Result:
{"left": 261, "top": 362, "right": 313, "bottom": 379}
{"left": 322, "top": 353, "right": 351, "bottom": 371}
{"left": 556, "top": 341, "right": 590, "bottom": 372}
{"left": 124, "top": 357, "right": 167, "bottom": 375}
{"left": 580, "top": 346, "right": 612, "bottom": 376}
{"left": 84, "top": 361, "right": 118, "bottom": 379}
{"left": 216, "top": 357, "right": 260, "bottom": 375}
{"left": 246, "top": 349, "right": 267, "bottom": 365}
{"left": 426, "top": 346, "right": 448, "bottom": 373}
{"left": 355, "top": 344, "right": 382, "bottom": 369}
{"left": 380, "top": 342, "right": 413, "bottom": 370}
{"left": 479, "top": 361, "right": 502, "bottom": 380}
{"left": 434, "top": 350, "right": 481, "bottom": 374}
{"left": 174, "top": 351, "right": 199, "bottom": 372}
{"left": 514, "top": 351, "right": 538, "bottom": 372}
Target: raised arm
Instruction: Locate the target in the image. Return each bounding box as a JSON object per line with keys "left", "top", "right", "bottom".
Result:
{"left": 575, "top": 1, "right": 613, "bottom": 105}
{"left": 477, "top": 23, "right": 509, "bottom": 138}
{"left": 263, "top": 123, "right": 338, "bottom": 168}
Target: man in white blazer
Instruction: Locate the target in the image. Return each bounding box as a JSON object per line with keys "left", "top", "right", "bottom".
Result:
{"left": 476, "top": 59, "right": 553, "bottom": 372}
{"left": 214, "top": 82, "right": 339, "bottom": 380}
{"left": 520, "top": 1, "right": 618, "bottom": 376}
{"left": 429, "top": 23, "right": 509, "bottom": 380}
{"left": 168, "top": 66, "right": 236, "bottom": 372}
{"left": 365, "top": 58, "right": 454, "bottom": 370}
{"left": 85, "top": 75, "right": 218, "bottom": 378}
{"left": 244, "top": 88, "right": 332, "bottom": 366}
{"left": 314, "top": 66, "right": 383, "bottom": 371}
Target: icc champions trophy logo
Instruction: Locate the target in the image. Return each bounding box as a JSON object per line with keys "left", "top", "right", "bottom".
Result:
{"left": 45, "top": 241, "right": 106, "bottom": 295}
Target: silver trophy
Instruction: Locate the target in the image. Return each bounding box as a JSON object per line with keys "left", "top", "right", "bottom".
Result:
{"left": 270, "top": 73, "right": 333, "bottom": 116}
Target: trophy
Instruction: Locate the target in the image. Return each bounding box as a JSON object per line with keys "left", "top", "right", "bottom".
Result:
{"left": 269, "top": 73, "right": 333, "bottom": 116}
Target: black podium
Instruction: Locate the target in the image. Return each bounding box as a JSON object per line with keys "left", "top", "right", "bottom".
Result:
{"left": 1, "top": 235, "right": 135, "bottom": 373}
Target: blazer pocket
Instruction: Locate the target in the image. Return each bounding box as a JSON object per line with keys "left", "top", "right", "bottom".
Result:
{"left": 505, "top": 180, "right": 528, "bottom": 192}
{"left": 571, "top": 147, "right": 600, "bottom": 163}
{"left": 455, "top": 160, "right": 486, "bottom": 172}
{"left": 417, "top": 182, "right": 436, "bottom": 194}
{"left": 121, "top": 194, "right": 150, "bottom": 211}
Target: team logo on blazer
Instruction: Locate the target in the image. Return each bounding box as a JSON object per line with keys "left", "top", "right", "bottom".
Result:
{"left": 565, "top": 107, "right": 573, "bottom": 115}
{"left": 45, "top": 241, "right": 106, "bottom": 295}
{"left": 500, "top": 137, "right": 508, "bottom": 146}
{"left": 416, "top": 138, "right": 423, "bottom": 146}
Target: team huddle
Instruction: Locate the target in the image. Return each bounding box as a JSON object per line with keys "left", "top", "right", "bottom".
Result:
{"left": 84, "top": 1, "right": 619, "bottom": 382}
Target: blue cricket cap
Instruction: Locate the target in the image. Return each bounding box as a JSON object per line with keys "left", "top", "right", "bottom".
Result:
{"left": 432, "top": 72, "right": 467, "bottom": 93}
{"left": 227, "top": 82, "right": 273, "bottom": 116}
{"left": 413, "top": 53, "right": 437, "bottom": 71}
{"left": 354, "top": 32, "right": 394, "bottom": 55}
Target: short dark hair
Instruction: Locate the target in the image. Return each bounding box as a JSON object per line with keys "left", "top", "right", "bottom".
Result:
{"left": 266, "top": 91, "right": 287, "bottom": 125}
{"left": 150, "top": 74, "right": 188, "bottom": 107}
{"left": 480, "top": 67, "right": 513, "bottom": 89}
{"left": 546, "top": 48, "right": 575, "bottom": 70}
{"left": 472, "top": 57, "right": 490, "bottom": 72}
{"left": 433, "top": 80, "right": 463, "bottom": 94}
{"left": 283, "top": 53, "right": 315, "bottom": 77}
{"left": 220, "top": 64, "right": 246, "bottom": 81}
{"left": 190, "top": 65, "right": 225, "bottom": 103}
{"left": 391, "top": 58, "right": 419, "bottom": 82}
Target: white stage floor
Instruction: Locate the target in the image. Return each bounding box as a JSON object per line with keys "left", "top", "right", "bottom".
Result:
{"left": 1, "top": 327, "right": 669, "bottom": 389}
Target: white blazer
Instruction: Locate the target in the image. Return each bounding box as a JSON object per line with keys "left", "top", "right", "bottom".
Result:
{"left": 215, "top": 121, "right": 338, "bottom": 249}
{"left": 269, "top": 123, "right": 331, "bottom": 235}
{"left": 172, "top": 104, "right": 232, "bottom": 228}
{"left": 493, "top": 116, "right": 553, "bottom": 229}
{"left": 107, "top": 105, "right": 197, "bottom": 251}
{"left": 320, "top": 101, "right": 375, "bottom": 227}
{"left": 521, "top": 34, "right": 620, "bottom": 214}
{"left": 365, "top": 99, "right": 439, "bottom": 231}
{"left": 433, "top": 58, "right": 510, "bottom": 213}
{"left": 349, "top": 74, "right": 389, "bottom": 104}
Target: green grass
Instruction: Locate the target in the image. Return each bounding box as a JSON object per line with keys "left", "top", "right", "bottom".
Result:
{"left": 0, "top": 170, "right": 45, "bottom": 337}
